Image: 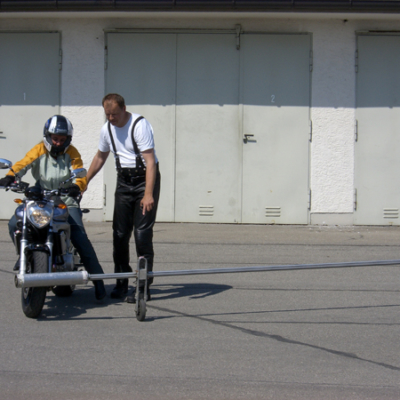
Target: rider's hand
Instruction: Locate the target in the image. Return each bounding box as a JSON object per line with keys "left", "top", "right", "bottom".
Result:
{"left": 0, "top": 175, "right": 14, "bottom": 187}
{"left": 67, "top": 184, "right": 81, "bottom": 197}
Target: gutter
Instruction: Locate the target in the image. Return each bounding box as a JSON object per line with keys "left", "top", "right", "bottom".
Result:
{"left": 1, "top": 0, "right": 400, "bottom": 14}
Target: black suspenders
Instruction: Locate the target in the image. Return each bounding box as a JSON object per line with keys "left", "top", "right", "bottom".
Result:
{"left": 107, "top": 116, "right": 146, "bottom": 175}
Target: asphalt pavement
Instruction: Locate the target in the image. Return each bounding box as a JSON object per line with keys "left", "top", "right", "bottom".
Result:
{"left": 0, "top": 221, "right": 399, "bottom": 400}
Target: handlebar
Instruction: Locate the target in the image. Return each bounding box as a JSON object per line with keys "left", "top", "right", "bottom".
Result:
{"left": 0, "top": 183, "right": 80, "bottom": 200}
{"left": 0, "top": 181, "right": 29, "bottom": 193}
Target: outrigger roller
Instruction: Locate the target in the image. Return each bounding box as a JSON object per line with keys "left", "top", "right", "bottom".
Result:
{"left": 14, "top": 258, "right": 400, "bottom": 289}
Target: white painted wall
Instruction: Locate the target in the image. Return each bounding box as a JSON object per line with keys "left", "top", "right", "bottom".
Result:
{"left": 1, "top": 12, "right": 400, "bottom": 223}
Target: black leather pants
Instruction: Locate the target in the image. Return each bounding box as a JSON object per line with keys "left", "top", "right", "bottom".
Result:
{"left": 112, "top": 170, "right": 161, "bottom": 287}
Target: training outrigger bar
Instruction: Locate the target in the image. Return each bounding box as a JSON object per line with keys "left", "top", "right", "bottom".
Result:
{"left": 14, "top": 257, "right": 400, "bottom": 321}
{"left": 14, "top": 258, "right": 400, "bottom": 289}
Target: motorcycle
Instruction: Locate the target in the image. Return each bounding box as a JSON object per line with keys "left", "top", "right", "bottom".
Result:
{"left": 0, "top": 158, "right": 86, "bottom": 318}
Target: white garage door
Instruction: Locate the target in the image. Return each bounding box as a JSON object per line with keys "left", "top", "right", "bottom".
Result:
{"left": 105, "top": 33, "right": 176, "bottom": 221}
{"left": 241, "top": 34, "right": 311, "bottom": 224}
{"left": 0, "top": 32, "right": 60, "bottom": 219}
{"left": 105, "top": 31, "right": 311, "bottom": 224}
{"left": 355, "top": 34, "right": 400, "bottom": 225}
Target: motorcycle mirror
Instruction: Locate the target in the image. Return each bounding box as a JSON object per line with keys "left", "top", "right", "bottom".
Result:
{"left": 61, "top": 168, "right": 87, "bottom": 186}
{"left": 0, "top": 158, "right": 12, "bottom": 170}
{"left": 71, "top": 168, "right": 87, "bottom": 179}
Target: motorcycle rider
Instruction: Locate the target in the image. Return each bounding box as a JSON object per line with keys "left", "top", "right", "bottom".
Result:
{"left": 0, "top": 115, "right": 107, "bottom": 300}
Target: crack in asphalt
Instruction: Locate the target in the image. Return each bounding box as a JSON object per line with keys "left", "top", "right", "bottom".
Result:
{"left": 149, "top": 304, "right": 400, "bottom": 372}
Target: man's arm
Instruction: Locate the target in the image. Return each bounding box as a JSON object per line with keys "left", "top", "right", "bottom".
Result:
{"left": 86, "top": 150, "right": 110, "bottom": 185}
{"left": 140, "top": 149, "right": 157, "bottom": 215}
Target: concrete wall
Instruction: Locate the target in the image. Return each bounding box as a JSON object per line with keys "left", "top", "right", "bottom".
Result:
{"left": 1, "top": 11, "right": 400, "bottom": 224}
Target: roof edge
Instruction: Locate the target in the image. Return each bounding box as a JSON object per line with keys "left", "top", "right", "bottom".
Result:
{"left": 2, "top": 1, "right": 400, "bottom": 14}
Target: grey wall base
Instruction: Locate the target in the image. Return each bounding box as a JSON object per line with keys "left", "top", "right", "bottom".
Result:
{"left": 83, "top": 211, "right": 356, "bottom": 225}
{"left": 310, "top": 213, "right": 354, "bottom": 226}
{"left": 81, "top": 209, "right": 104, "bottom": 223}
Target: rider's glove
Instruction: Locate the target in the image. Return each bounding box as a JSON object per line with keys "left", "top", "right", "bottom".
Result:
{"left": 67, "top": 184, "right": 81, "bottom": 197}
{"left": 0, "top": 175, "right": 15, "bottom": 187}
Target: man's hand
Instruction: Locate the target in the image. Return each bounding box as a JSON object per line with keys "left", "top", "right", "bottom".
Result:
{"left": 140, "top": 194, "right": 154, "bottom": 215}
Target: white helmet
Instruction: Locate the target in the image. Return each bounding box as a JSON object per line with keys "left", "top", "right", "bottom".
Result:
{"left": 43, "top": 115, "right": 73, "bottom": 157}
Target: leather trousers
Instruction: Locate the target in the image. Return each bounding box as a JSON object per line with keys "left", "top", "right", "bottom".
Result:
{"left": 112, "top": 169, "right": 161, "bottom": 287}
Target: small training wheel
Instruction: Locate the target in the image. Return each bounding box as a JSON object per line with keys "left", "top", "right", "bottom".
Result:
{"left": 136, "top": 298, "right": 146, "bottom": 321}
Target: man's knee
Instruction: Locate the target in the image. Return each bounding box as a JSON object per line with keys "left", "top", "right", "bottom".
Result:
{"left": 113, "top": 229, "right": 132, "bottom": 245}
{"left": 134, "top": 228, "right": 154, "bottom": 256}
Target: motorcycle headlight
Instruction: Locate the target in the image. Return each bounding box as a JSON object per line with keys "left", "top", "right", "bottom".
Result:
{"left": 27, "top": 201, "right": 53, "bottom": 228}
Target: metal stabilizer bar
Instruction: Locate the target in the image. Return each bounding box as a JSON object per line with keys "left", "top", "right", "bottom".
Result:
{"left": 14, "top": 258, "right": 400, "bottom": 288}
{"left": 144, "top": 258, "right": 400, "bottom": 278}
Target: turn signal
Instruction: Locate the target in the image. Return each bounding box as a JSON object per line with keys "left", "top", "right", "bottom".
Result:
{"left": 13, "top": 199, "right": 23, "bottom": 204}
{"left": 57, "top": 204, "right": 67, "bottom": 209}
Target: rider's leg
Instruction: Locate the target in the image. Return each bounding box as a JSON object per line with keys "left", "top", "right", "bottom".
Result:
{"left": 68, "top": 207, "right": 106, "bottom": 300}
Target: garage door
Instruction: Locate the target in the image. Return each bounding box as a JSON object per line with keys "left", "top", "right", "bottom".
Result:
{"left": 241, "top": 34, "right": 311, "bottom": 224}
{"left": 0, "top": 32, "right": 60, "bottom": 219}
{"left": 105, "top": 31, "right": 311, "bottom": 224}
{"left": 355, "top": 34, "right": 400, "bottom": 225}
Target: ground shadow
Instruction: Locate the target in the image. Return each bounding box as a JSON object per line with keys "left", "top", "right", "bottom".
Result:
{"left": 37, "top": 283, "right": 113, "bottom": 320}
{"left": 36, "top": 282, "right": 232, "bottom": 320}
{"left": 146, "top": 282, "right": 232, "bottom": 302}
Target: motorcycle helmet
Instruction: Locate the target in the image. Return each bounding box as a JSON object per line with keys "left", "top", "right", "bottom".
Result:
{"left": 43, "top": 115, "right": 73, "bottom": 157}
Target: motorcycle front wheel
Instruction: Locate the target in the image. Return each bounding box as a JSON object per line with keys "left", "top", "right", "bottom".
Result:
{"left": 21, "top": 251, "right": 48, "bottom": 318}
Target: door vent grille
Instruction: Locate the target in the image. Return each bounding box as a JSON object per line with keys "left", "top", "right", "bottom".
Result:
{"left": 265, "top": 207, "right": 281, "bottom": 218}
{"left": 199, "top": 205, "right": 214, "bottom": 217}
{"left": 383, "top": 208, "right": 399, "bottom": 219}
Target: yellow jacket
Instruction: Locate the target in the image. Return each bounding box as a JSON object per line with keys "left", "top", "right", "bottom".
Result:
{"left": 7, "top": 143, "right": 87, "bottom": 208}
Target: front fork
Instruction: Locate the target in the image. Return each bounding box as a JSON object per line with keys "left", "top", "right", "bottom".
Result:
{"left": 17, "top": 214, "right": 53, "bottom": 275}
{"left": 45, "top": 228, "right": 54, "bottom": 273}
{"left": 18, "top": 204, "right": 28, "bottom": 275}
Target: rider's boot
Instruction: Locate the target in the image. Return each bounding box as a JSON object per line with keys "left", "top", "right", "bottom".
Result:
{"left": 110, "top": 279, "right": 128, "bottom": 299}
{"left": 13, "top": 256, "right": 20, "bottom": 271}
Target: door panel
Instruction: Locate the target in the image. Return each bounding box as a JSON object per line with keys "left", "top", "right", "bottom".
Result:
{"left": 355, "top": 35, "right": 400, "bottom": 225}
{"left": 0, "top": 32, "right": 60, "bottom": 219}
{"left": 175, "top": 34, "right": 241, "bottom": 223}
{"left": 105, "top": 33, "right": 177, "bottom": 221}
{"left": 241, "top": 34, "right": 311, "bottom": 224}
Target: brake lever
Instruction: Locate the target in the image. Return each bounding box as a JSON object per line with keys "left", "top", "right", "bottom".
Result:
{"left": 9, "top": 181, "right": 29, "bottom": 193}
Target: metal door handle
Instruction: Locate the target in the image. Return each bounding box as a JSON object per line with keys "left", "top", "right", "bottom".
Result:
{"left": 243, "top": 134, "right": 254, "bottom": 143}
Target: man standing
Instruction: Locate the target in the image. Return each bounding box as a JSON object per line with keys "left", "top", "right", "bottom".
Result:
{"left": 86, "top": 93, "right": 160, "bottom": 301}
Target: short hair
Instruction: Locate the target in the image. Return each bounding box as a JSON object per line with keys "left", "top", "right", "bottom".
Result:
{"left": 102, "top": 93, "right": 125, "bottom": 108}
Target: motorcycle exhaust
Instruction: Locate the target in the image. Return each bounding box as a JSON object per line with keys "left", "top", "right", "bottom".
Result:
{"left": 14, "top": 271, "right": 89, "bottom": 288}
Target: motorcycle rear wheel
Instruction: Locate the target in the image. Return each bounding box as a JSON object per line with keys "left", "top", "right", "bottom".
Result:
{"left": 21, "top": 251, "right": 48, "bottom": 318}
